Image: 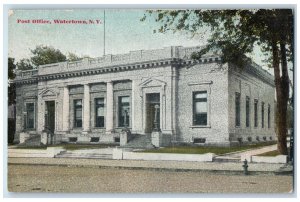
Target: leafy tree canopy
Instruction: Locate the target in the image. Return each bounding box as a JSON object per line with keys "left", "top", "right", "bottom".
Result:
{"left": 142, "top": 9, "right": 293, "bottom": 68}
{"left": 8, "top": 57, "right": 16, "bottom": 104}
{"left": 67, "top": 52, "right": 81, "bottom": 62}
{"left": 8, "top": 57, "right": 16, "bottom": 80}
{"left": 30, "top": 45, "right": 67, "bottom": 67}
{"left": 16, "top": 58, "right": 34, "bottom": 71}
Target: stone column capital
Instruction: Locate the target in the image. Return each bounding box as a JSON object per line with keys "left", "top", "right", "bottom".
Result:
{"left": 63, "top": 82, "right": 69, "bottom": 88}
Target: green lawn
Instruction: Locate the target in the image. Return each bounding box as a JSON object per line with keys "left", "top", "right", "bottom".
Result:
{"left": 53, "top": 143, "right": 118, "bottom": 151}
{"left": 257, "top": 150, "right": 280, "bottom": 156}
{"left": 257, "top": 147, "right": 290, "bottom": 156}
{"left": 140, "top": 142, "right": 277, "bottom": 155}
{"left": 11, "top": 143, "right": 118, "bottom": 150}
{"left": 10, "top": 145, "right": 47, "bottom": 150}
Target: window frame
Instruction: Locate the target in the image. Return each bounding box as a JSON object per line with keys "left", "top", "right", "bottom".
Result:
{"left": 268, "top": 104, "right": 271, "bottom": 129}
{"left": 261, "top": 102, "right": 265, "bottom": 128}
{"left": 192, "top": 91, "right": 208, "bottom": 126}
{"left": 95, "top": 98, "right": 105, "bottom": 128}
{"left": 25, "top": 102, "right": 35, "bottom": 129}
{"left": 118, "top": 96, "right": 130, "bottom": 128}
{"left": 246, "top": 96, "right": 250, "bottom": 128}
{"left": 235, "top": 92, "right": 241, "bottom": 127}
{"left": 74, "top": 99, "right": 83, "bottom": 128}
{"left": 254, "top": 99, "right": 258, "bottom": 128}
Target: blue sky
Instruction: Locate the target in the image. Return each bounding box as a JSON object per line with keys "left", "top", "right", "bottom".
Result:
{"left": 8, "top": 9, "right": 209, "bottom": 62}
{"left": 8, "top": 8, "right": 275, "bottom": 75}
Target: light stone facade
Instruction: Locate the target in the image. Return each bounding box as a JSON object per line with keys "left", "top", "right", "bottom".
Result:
{"left": 13, "top": 46, "right": 276, "bottom": 146}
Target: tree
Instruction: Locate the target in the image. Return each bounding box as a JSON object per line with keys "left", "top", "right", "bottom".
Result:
{"left": 8, "top": 57, "right": 16, "bottom": 104}
{"left": 30, "top": 45, "right": 66, "bottom": 67}
{"left": 15, "top": 45, "right": 67, "bottom": 70}
{"left": 16, "top": 58, "right": 34, "bottom": 71}
{"left": 8, "top": 57, "right": 16, "bottom": 144}
{"left": 67, "top": 52, "right": 81, "bottom": 62}
{"left": 142, "top": 9, "right": 293, "bottom": 154}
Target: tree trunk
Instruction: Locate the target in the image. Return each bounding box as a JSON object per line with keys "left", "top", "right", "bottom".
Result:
{"left": 272, "top": 40, "right": 288, "bottom": 155}
{"left": 278, "top": 40, "right": 289, "bottom": 155}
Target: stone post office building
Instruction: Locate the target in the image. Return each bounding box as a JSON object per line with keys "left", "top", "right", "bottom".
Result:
{"left": 13, "top": 46, "right": 276, "bottom": 146}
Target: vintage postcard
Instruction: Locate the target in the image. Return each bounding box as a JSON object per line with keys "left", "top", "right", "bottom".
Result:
{"left": 6, "top": 7, "right": 294, "bottom": 195}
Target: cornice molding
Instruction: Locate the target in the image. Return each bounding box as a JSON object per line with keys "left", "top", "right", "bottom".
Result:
{"left": 13, "top": 55, "right": 273, "bottom": 87}
{"left": 15, "top": 57, "right": 219, "bottom": 84}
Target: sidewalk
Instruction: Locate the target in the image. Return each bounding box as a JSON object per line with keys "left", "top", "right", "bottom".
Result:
{"left": 214, "top": 144, "right": 279, "bottom": 162}
{"left": 8, "top": 157, "right": 292, "bottom": 175}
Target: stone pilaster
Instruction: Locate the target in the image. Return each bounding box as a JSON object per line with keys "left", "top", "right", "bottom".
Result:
{"left": 106, "top": 81, "right": 114, "bottom": 132}
{"left": 131, "top": 80, "right": 135, "bottom": 131}
{"left": 83, "top": 84, "right": 90, "bottom": 132}
{"left": 62, "top": 86, "right": 69, "bottom": 131}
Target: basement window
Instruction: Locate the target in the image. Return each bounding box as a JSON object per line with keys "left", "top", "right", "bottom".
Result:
{"left": 193, "top": 138, "right": 206, "bottom": 144}
{"left": 69, "top": 137, "right": 77, "bottom": 143}
{"left": 114, "top": 137, "right": 120, "bottom": 143}
{"left": 237, "top": 137, "right": 243, "bottom": 144}
{"left": 90, "top": 137, "right": 100, "bottom": 142}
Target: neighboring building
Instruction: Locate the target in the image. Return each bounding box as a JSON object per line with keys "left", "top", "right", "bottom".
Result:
{"left": 13, "top": 46, "right": 276, "bottom": 146}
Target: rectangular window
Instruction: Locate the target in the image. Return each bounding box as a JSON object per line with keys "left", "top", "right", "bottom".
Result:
{"left": 261, "top": 102, "right": 265, "bottom": 128}
{"left": 246, "top": 96, "right": 250, "bottom": 127}
{"left": 235, "top": 93, "right": 241, "bottom": 127}
{"left": 268, "top": 104, "right": 271, "bottom": 128}
{"left": 74, "top": 99, "right": 82, "bottom": 128}
{"left": 193, "top": 91, "right": 207, "bottom": 126}
{"left": 254, "top": 99, "right": 258, "bottom": 127}
{"left": 95, "top": 98, "right": 105, "bottom": 128}
{"left": 26, "top": 103, "right": 35, "bottom": 129}
{"left": 118, "top": 96, "right": 130, "bottom": 127}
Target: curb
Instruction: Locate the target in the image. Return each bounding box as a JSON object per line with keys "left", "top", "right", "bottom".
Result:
{"left": 8, "top": 162, "right": 293, "bottom": 176}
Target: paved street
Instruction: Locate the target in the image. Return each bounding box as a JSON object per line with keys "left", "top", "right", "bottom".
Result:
{"left": 8, "top": 164, "right": 293, "bottom": 193}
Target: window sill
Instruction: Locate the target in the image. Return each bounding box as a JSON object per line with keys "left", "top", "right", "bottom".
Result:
{"left": 22, "top": 129, "right": 36, "bottom": 132}
{"left": 190, "top": 125, "right": 211, "bottom": 128}
{"left": 71, "top": 128, "right": 83, "bottom": 131}
{"left": 23, "top": 128, "right": 36, "bottom": 130}
{"left": 115, "top": 127, "right": 132, "bottom": 129}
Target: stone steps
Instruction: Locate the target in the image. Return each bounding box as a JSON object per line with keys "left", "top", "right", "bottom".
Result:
{"left": 122, "top": 134, "right": 155, "bottom": 149}
{"left": 55, "top": 150, "right": 113, "bottom": 159}
{"left": 19, "top": 135, "right": 41, "bottom": 147}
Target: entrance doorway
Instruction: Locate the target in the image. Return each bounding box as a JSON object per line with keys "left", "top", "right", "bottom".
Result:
{"left": 45, "top": 101, "right": 55, "bottom": 133}
{"left": 145, "top": 93, "right": 160, "bottom": 133}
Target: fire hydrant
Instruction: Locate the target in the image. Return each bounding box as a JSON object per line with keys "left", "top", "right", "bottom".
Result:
{"left": 243, "top": 159, "right": 249, "bottom": 175}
